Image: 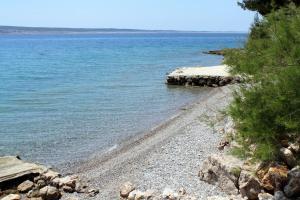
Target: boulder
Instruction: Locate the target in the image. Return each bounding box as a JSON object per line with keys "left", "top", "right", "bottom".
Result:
{"left": 1, "top": 194, "right": 21, "bottom": 200}
{"left": 239, "top": 170, "right": 262, "bottom": 200}
{"left": 257, "top": 193, "right": 274, "bottom": 200}
{"left": 17, "top": 180, "right": 34, "bottom": 193}
{"left": 279, "top": 148, "right": 296, "bottom": 168}
{"left": 39, "top": 186, "right": 61, "bottom": 200}
{"left": 199, "top": 154, "right": 243, "bottom": 195}
{"left": 120, "top": 182, "right": 135, "bottom": 198}
{"left": 284, "top": 166, "right": 300, "bottom": 197}
{"left": 274, "top": 191, "right": 290, "bottom": 200}
{"left": 259, "top": 165, "right": 288, "bottom": 191}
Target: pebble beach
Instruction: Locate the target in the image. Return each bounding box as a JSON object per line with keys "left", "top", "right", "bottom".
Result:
{"left": 64, "top": 85, "right": 235, "bottom": 199}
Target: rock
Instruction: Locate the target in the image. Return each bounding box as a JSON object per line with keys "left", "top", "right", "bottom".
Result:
{"left": 26, "top": 188, "right": 41, "bottom": 198}
{"left": 260, "top": 165, "right": 288, "bottom": 191}
{"left": 39, "top": 186, "right": 61, "bottom": 200}
{"left": 280, "top": 148, "right": 296, "bottom": 168}
{"left": 75, "top": 181, "right": 88, "bottom": 193}
{"left": 288, "top": 143, "right": 300, "bottom": 154}
{"left": 162, "top": 188, "right": 179, "bottom": 200}
{"left": 258, "top": 193, "right": 274, "bottom": 200}
{"left": 284, "top": 166, "right": 300, "bottom": 197}
{"left": 239, "top": 170, "right": 262, "bottom": 200}
{"left": 41, "top": 170, "right": 60, "bottom": 181}
{"left": 199, "top": 154, "right": 243, "bottom": 195}
{"left": 36, "top": 179, "right": 46, "bottom": 188}
{"left": 1, "top": 194, "right": 21, "bottom": 200}
{"left": 62, "top": 185, "right": 74, "bottom": 193}
{"left": 178, "top": 188, "right": 186, "bottom": 196}
{"left": 17, "top": 180, "right": 34, "bottom": 193}
{"left": 120, "top": 182, "right": 135, "bottom": 198}
{"left": 87, "top": 188, "right": 99, "bottom": 197}
{"left": 274, "top": 191, "right": 290, "bottom": 200}
{"left": 57, "top": 175, "right": 77, "bottom": 188}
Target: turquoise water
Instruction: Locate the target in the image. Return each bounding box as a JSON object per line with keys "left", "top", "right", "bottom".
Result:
{"left": 0, "top": 33, "right": 246, "bottom": 167}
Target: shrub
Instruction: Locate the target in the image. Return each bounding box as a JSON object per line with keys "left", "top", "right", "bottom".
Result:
{"left": 224, "top": 5, "right": 300, "bottom": 161}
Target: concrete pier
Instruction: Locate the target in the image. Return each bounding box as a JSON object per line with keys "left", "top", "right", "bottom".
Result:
{"left": 166, "top": 65, "right": 241, "bottom": 87}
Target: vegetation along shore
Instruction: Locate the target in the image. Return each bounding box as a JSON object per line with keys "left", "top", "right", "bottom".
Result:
{"left": 1, "top": 1, "right": 300, "bottom": 200}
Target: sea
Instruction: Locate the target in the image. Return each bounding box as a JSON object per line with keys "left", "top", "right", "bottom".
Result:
{"left": 0, "top": 32, "right": 247, "bottom": 168}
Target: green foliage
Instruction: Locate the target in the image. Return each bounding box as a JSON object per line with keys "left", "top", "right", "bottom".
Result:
{"left": 238, "top": 0, "right": 300, "bottom": 15}
{"left": 224, "top": 5, "right": 300, "bottom": 161}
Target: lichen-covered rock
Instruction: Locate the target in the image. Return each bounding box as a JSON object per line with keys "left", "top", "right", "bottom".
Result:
{"left": 280, "top": 148, "right": 296, "bottom": 168}
{"left": 284, "top": 166, "right": 300, "bottom": 198}
{"left": 17, "top": 180, "right": 34, "bottom": 193}
{"left": 259, "top": 165, "right": 288, "bottom": 191}
{"left": 120, "top": 182, "right": 135, "bottom": 198}
{"left": 239, "top": 170, "right": 262, "bottom": 200}
{"left": 199, "top": 154, "right": 243, "bottom": 195}
{"left": 39, "top": 186, "right": 61, "bottom": 200}
{"left": 1, "top": 194, "right": 21, "bottom": 200}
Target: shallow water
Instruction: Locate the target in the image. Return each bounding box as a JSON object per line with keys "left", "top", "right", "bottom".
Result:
{"left": 0, "top": 32, "right": 246, "bottom": 167}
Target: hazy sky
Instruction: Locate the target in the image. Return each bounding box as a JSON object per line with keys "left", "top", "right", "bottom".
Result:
{"left": 0, "top": 0, "right": 255, "bottom": 31}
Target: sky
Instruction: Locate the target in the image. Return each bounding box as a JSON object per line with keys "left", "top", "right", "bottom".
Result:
{"left": 0, "top": 0, "right": 255, "bottom": 32}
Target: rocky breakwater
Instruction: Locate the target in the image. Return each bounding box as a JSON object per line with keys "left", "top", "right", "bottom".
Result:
{"left": 166, "top": 65, "right": 241, "bottom": 87}
{"left": 0, "top": 156, "right": 98, "bottom": 200}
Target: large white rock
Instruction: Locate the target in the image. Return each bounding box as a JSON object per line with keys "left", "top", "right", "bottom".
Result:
{"left": 1, "top": 194, "right": 21, "bottom": 200}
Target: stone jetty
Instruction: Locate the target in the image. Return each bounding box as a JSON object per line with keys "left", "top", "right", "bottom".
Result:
{"left": 166, "top": 65, "right": 241, "bottom": 87}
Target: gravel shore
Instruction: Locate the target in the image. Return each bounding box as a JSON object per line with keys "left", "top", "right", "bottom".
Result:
{"left": 64, "top": 85, "right": 234, "bottom": 200}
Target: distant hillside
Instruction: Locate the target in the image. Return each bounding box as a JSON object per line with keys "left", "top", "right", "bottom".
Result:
{"left": 0, "top": 26, "right": 179, "bottom": 35}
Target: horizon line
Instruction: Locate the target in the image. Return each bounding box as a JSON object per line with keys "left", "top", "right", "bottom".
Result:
{"left": 0, "top": 25, "right": 249, "bottom": 34}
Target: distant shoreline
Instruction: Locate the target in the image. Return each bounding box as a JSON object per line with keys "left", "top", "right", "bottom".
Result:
{"left": 0, "top": 25, "right": 248, "bottom": 35}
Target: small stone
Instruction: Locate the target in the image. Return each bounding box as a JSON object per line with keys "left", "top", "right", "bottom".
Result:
{"left": 258, "top": 193, "right": 274, "bottom": 200}
{"left": 120, "top": 182, "right": 135, "bottom": 198}
{"left": 39, "top": 186, "right": 61, "bottom": 200}
{"left": 62, "top": 185, "right": 75, "bottom": 193}
{"left": 162, "top": 188, "right": 178, "bottom": 200}
{"left": 178, "top": 188, "right": 186, "bottom": 196}
{"left": 75, "top": 181, "right": 88, "bottom": 193}
{"left": 280, "top": 148, "right": 296, "bottom": 168}
{"left": 26, "top": 188, "right": 41, "bottom": 198}
{"left": 87, "top": 188, "right": 99, "bottom": 197}
{"left": 1, "top": 194, "right": 21, "bottom": 200}
{"left": 42, "top": 170, "right": 60, "bottom": 181}
{"left": 17, "top": 180, "right": 34, "bottom": 193}
{"left": 284, "top": 166, "right": 300, "bottom": 197}
{"left": 58, "top": 176, "right": 77, "bottom": 188}
{"left": 36, "top": 179, "right": 46, "bottom": 188}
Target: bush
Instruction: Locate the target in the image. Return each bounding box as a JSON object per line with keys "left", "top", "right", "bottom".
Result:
{"left": 224, "top": 5, "right": 300, "bottom": 161}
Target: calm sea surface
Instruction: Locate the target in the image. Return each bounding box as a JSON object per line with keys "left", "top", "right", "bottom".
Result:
{"left": 0, "top": 32, "right": 246, "bottom": 167}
